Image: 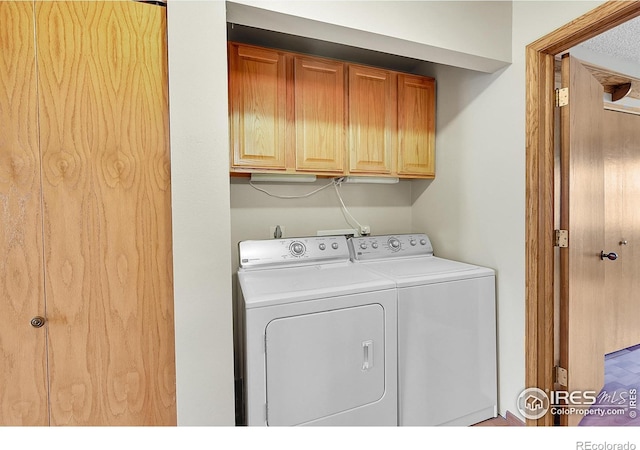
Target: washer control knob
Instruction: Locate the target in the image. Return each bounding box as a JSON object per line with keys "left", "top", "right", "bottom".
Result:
{"left": 360, "top": 242, "right": 368, "bottom": 250}
{"left": 420, "top": 239, "right": 427, "bottom": 246}
{"left": 410, "top": 239, "right": 417, "bottom": 246}
{"left": 388, "top": 237, "right": 401, "bottom": 251}
{"left": 331, "top": 242, "right": 339, "bottom": 250}
{"left": 319, "top": 243, "right": 326, "bottom": 251}
{"left": 372, "top": 242, "right": 379, "bottom": 249}
{"left": 290, "top": 242, "right": 305, "bottom": 256}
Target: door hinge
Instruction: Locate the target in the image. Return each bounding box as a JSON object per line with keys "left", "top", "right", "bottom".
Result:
{"left": 554, "top": 229, "right": 568, "bottom": 248}
{"left": 555, "top": 87, "right": 569, "bottom": 107}
{"left": 554, "top": 365, "right": 568, "bottom": 387}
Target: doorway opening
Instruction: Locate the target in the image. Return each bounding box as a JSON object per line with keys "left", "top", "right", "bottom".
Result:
{"left": 525, "top": 1, "right": 640, "bottom": 427}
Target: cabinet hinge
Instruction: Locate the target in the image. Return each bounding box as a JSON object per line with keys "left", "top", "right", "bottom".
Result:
{"left": 554, "top": 229, "right": 568, "bottom": 248}
{"left": 555, "top": 87, "right": 569, "bottom": 107}
{"left": 554, "top": 365, "right": 568, "bottom": 387}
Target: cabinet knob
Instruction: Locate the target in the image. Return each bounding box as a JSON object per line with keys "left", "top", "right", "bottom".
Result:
{"left": 30, "top": 316, "right": 46, "bottom": 328}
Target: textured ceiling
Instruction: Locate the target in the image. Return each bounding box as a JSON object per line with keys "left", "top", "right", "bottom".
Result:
{"left": 579, "top": 16, "right": 640, "bottom": 65}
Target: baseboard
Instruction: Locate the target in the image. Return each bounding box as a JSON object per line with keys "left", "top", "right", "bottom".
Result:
{"left": 472, "top": 410, "right": 525, "bottom": 427}
{"left": 504, "top": 411, "right": 526, "bottom": 426}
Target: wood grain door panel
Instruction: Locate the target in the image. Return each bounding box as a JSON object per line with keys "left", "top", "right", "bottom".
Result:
{"left": 35, "top": 1, "right": 176, "bottom": 426}
{"left": 0, "top": 0, "right": 49, "bottom": 426}
{"left": 603, "top": 110, "right": 640, "bottom": 354}
{"left": 559, "top": 55, "right": 605, "bottom": 426}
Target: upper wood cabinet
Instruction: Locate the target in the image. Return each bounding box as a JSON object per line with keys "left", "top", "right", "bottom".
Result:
{"left": 228, "top": 44, "right": 287, "bottom": 169}
{"left": 348, "top": 65, "right": 395, "bottom": 174}
{"left": 228, "top": 42, "right": 436, "bottom": 179}
{"left": 294, "top": 56, "right": 345, "bottom": 173}
{"left": 397, "top": 74, "right": 436, "bottom": 177}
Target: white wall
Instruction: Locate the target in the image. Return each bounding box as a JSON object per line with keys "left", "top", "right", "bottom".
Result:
{"left": 411, "top": 0, "right": 605, "bottom": 420}
{"left": 167, "top": 1, "right": 235, "bottom": 425}
{"left": 167, "top": 0, "right": 608, "bottom": 425}
{"left": 228, "top": 0, "right": 512, "bottom": 73}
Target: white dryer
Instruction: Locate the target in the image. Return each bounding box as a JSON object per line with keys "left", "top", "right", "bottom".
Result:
{"left": 237, "top": 235, "right": 398, "bottom": 426}
{"left": 349, "top": 233, "right": 497, "bottom": 426}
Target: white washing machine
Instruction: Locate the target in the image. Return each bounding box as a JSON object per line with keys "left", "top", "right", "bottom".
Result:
{"left": 237, "top": 235, "right": 398, "bottom": 426}
{"left": 349, "top": 233, "right": 497, "bottom": 426}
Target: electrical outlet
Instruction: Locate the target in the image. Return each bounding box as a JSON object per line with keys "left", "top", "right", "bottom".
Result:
{"left": 269, "top": 225, "right": 285, "bottom": 239}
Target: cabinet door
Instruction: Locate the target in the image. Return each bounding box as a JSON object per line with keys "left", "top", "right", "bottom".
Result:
{"left": 36, "top": 1, "right": 176, "bottom": 425}
{"left": 294, "top": 57, "right": 345, "bottom": 173}
{"left": 229, "top": 44, "right": 287, "bottom": 170}
{"left": 348, "top": 65, "right": 393, "bottom": 174}
{"left": 397, "top": 74, "right": 436, "bottom": 177}
{"left": 0, "top": 1, "right": 49, "bottom": 426}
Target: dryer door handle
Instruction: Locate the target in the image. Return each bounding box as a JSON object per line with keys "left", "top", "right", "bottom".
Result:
{"left": 362, "top": 340, "right": 373, "bottom": 370}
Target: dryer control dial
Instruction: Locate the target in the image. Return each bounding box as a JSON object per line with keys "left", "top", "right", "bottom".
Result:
{"left": 388, "top": 237, "right": 401, "bottom": 251}
{"left": 290, "top": 241, "right": 306, "bottom": 257}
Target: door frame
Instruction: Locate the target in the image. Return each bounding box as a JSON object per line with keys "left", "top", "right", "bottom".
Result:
{"left": 525, "top": 0, "right": 640, "bottom": 426}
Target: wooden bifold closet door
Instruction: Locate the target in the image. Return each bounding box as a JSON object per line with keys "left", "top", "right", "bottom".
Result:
{"left": 0, "top": 1, "right": 176, "bottom": 426}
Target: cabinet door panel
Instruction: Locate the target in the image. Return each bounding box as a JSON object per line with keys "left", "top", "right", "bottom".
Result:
{"left": 397, "top": 74, "right": 435, "bottom": 177}
{"left": 294, "top": 57, "right": 345, "bottom": 173}
{"left": 0, "top": 0, "right": 49, "bottom": 426}
{"left": 348, "top": 66, "right": 393, "bottom": 174}
{"left": 36, "top": 1, "right": 176, "bottom": 426}
{"left": 229, "top": 44, "right": 287, "bottom": 169}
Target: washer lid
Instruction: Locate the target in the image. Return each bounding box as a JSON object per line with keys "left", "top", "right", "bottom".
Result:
{"left": 238, "top": 262, "right": 395, "bottom": 308}
{"left": 360, "top": 256, "right": 495, "bottom": 287}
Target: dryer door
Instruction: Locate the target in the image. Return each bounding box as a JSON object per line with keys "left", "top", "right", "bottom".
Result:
{"left": 265, "top": 304, "right": 385, "bottom": 426}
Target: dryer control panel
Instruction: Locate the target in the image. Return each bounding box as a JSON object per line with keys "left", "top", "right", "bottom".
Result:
{"left": 349, "top": 234, "right": 434, "bottom": 261}
{"left": 239, "top": 235, "right": 350, "bottom": 269}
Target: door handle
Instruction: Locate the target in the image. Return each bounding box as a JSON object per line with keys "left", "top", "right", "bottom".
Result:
{"left": 600, "top": 251, "right": 618, "bottom": 261}
{"left": 362, "top": 340, "right": 373, "bottom": 371}
{"left": 30, "top": 316, "right": 46, "bottom": 328}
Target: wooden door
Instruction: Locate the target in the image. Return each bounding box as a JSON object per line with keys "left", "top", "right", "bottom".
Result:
{"left": 603, "top": 110, "right": 640, "bottom": 354}
{"left": 294, "top": 56, "right": 345, "bottom": 173}
{"left": 397, "top": 74, "right": 435, "bottom": 177}
{"left": 348, "top": 65, "right": 394, "bottom": 174}
{"left": 228, "top": 43, "right": 287, "bottom": 170}
{"left": 0, "top": 0, "right": 49, "bottom": 426}
{"left": 559, "top": 55, "right": 605, "bottom": 426}
{"left": 35, "top": 1, "right": 176, "bottom": 425}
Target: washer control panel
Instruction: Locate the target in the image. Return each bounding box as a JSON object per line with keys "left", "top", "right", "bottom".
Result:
{"left": 349, "top": 234, "right": 434, "bottom": 261}
{"left": 239, "top": 235, "right": 349, "bottom": 269}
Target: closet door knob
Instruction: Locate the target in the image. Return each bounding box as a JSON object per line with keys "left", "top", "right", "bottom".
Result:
{"left": 30, "top": 316, "right": 46, "bottom": 328}
{"left": 600, "top": 251, "right": 618, "bottom": 261}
